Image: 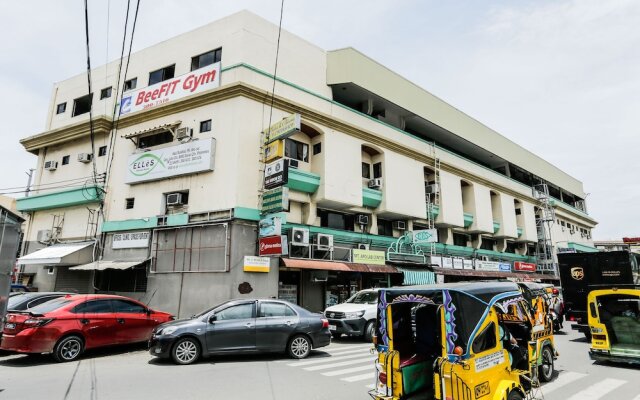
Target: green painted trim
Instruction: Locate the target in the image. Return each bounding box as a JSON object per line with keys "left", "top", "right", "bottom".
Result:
{"left": 549, "top": 198, "right": 594, "bottom": 221}
{"left": 463, "top": 212, "right": 474, "bottom": 228}
{"left": 568, "top": 242, "right": 599, "bottom": 253}
{"left": 287, "top": 169, "right": 320, "bottom": 193}
{"left": 233, "top": 207, "right": 261, "bottom": 221}
{"left": 283, "top": 223, "right": 396, "bottom": 248}
{"left": 17, "top": 185, "right": 103, "bottom": 212}
{"left": 362, "top": 188, "right": 382, "bottom": 208}
{"left": 517, "top": 227, "right": 523, "bottom": 237}
{"left": 101, "top": 217, "right": 158, "bottom": 232}
{"left": 493, "top": 221, "right": 501, "bottom": 234}
{"left": 475, "top": 248, "right": 532, "bottom": 262}
{"left": 166, "top": 213, "right": 188, "bottom": 226}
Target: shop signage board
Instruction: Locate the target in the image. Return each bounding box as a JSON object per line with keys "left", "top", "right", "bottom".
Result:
{"left": 264, "top": 140, "right": 285, "bottom": 163}
{"left": 413, "top": 229, "right": 438, "bottom": 244}
{"left": 243, "top": 256, "right": 271, "bottom": 273}
{"left": 265, "top": 113, "right": 300, "bottom": 144}
{"left": 259, "top": 215, "right": 282, "bottom": 237}
{"left": 125, "top": 138, "right": 215, "bottom": 184}
{"left": 429, "top": 255, "right": 442, "bottom": 268}
{"left": 264, "top": 159, "right": 289, "bottom": 189}
{"left": 463, "top": 259, "right": 473, "bottom": 270}
{"left": 499, "top": 262, "right": 512, "bottom": 272}
{"left": 261, "top": 187, "right": 289, "bottom": 214}
{"left": 259, "top": 235, "right": 288, "bottom": 256}
{"left": 352, "top": 249, "right": 386, "bottom": 265}
{"left": 120, "top": 62, "right": 221, "bottom": 116}
{"left": 476, "top": 260, "right": 501, "bottom": 271}
{"left": 557, "top": 247, "right": 576, "bottom": 254}
{"left": 442, "top": 257, "right": 453, "bottom": 269}
{"left": 112, "top": 231, "right": 150, "bottom": 249}
{"left": 513, "top": 261, "right": 537, "bottom": 272}
{"left": 453, "top": 258, "right": 464, "bottom": 269}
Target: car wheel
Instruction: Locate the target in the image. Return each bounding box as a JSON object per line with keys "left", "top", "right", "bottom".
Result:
{"left": 288, "top": 335, "right": 311, "bottom": 359}
{"left": 53, "top": 335, "right": 84, "bottom": 363}
{"left": 171, "top": 337, "right": 200, "bottom": 365}
{"left": 363, "top": 321, "right": 375, "bottom": 343}
{"left": 539, "top": 346, "right": 554, "bottom": 382}
{"left": 507, "top": 390, "right": 523, "bottom": 400}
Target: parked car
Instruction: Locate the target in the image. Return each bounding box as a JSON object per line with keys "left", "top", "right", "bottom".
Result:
{"left": 6, "top": 292, "right": 73, "bottom": 313}
{"left": 1, "top": 294, "right": 173, "bottom": 362}
{"left": 149, "top": 299, "right": 331, "bottom": 365}
{"left": 324, "top": 289, "right": 379, "bottom": 341}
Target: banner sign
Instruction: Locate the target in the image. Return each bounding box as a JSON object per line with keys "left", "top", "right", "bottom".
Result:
{"left": 120, "top": 62, "right": 221, "bottom": 115}
{"left": 476, "top": 260, "right": 501, "bottom": 272}
{"left": 259, "top": 236, "right": 288, "bottom": 256}
{"left": 453, "top": 258, "right": 464, "bottom": 269}
{"left": 413, "top": 229, "right": 438, "bottom": 244}
{"left": 259, "top": 215, "right": 282, "bottom": 237}
{"left": 514, "top": 261, "right": 536, "bottom": 272}
{"left": 499, "top": 262, "right": 512, "bottom": 272}
{"left": 442, "top": 257, "right": 453, "bottom": 269}
{"left": 429, "top": 255, "right": 442, "bottom": 268}
{"left": 352, "top": 249, "right": 386, "bottom": 265}
{"left": 261, "top": 187, "right": 289, "bottom": 214}
{"left": 264, "top": 140, "right": 285, "bottom": 163}
{"left": 265, "top": 113, "right": 300, "bottom": 144}
{"left": 264, "top": 159, "right": 289, "bottom": 189}
{"left": 243, "top": 256, "right": 271, "bottom": 273}
{"left": 463, "top": 259, "right": 473, "bottom": 270}
{"left": 125, "top": 138, "right": 215, "bottom": 184}
{"left": 112, "top": 231, "right": 150, "bottom": 249}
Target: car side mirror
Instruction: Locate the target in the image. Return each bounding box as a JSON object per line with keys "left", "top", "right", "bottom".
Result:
{"left": 209, "top": 314, "right": 217, "bottom": 323}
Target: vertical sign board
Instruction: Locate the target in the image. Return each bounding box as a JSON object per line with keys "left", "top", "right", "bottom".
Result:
{"left": 261, "top": 187, "right": 290, "bottom": 214}
{"left": 243, "top": 256, "right": 271, "bottom": 273}
{"left": 259, "top": 215, "right": 282, "bottom": 237}
{"left": 264, "top": 113, "right": 301, "bottom": 144}
{"left": 413, "top": 229, "right": 439, "bottom": 244}
{"left": 264, "top": 140, "right": 285, "bottom": 163}
{"left": 264, "top": 159, "right": 289, "bottom": 189}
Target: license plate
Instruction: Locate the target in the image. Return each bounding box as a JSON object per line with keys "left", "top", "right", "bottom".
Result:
{"left": 5, "top": 323, "right": 15, "bottom": 330}
{"left": 329, "top": 325, "right": 336, "bottom": 331}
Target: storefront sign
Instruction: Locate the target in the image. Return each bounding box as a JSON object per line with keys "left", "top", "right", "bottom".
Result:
{"left": 261, "top": 187, "right": 290, "bottom": 214}
{"left": 442, "top": 257, "right": 453, "bottom": 269}
{"left": 259, "top": 235, "right": 288, "bottom": 256}
{"left": 264, "top": 159, "right": 289, "bottom": 189}
{"left": 429, "top": 255, "right": 442, "bottom": 268}
{"left": 622, "top": 237, "right": 640, "bottom": 243}
{"left": 112, "top": 231, "right": 150, "bottom": 249}
{"left": 476, "top": 260, "right": 501, "bottom": 272}
{"left": 243, "top": 256, "right": 271, "bottom": 273}
{"left": 463, "top": 259, "right": 474, "bottom": 270}
{"left": 264, "top": 140, "right": 285, "bottom": 163}
{"left": 413, "top": 229, "right": 438, "bottom": 244}
{"left": 265, "top": 113, "right": 300, "bottom": 144}
{"left": 514, "top": 262, "right": 536, "bottom": 272}
{"left": 352, "top": 249, "right": 386, "bottom": 265}
{"left": 125, "top": 138, "right": 215, "bottom": 184}
{"left": 259, "top": 215, "right": 282, "bottom": 237}
{"left": 120, "top": 62, "right": 221, "bottom": 115}
{"left": 453, "top": 258, "right": 464, "bottom": 270}
{"left": 499, "top": 262, "right": 512, "bottom": 272}
{"left": 557, "top": 247, "right": 576, "bottom": 254}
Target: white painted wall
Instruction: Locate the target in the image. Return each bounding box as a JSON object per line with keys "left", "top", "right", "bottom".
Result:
{"left": 437, "top": 170, "right": 463, "bottom": 227}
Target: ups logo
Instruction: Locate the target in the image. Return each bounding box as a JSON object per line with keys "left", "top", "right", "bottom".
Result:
{"left": 571, "top": 267, "right": 584, "bottom": 280}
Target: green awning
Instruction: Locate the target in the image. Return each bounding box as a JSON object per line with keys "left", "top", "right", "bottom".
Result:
{"left": 567, "top": 242, "right": 599, "bottom": 253}
{"left": 399, "top": 268, "right": 436, "bottom": 285}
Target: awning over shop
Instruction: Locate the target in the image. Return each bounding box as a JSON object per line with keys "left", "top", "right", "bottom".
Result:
{"left": 122, "top": 121, "right": 181, "bottom": 140}
{"left": 432, "top": 267, "right": 559, "bottom": 281}
{"left": 70, "top": 259, "right": 148, "bottom": 271}
{"left": 281, "top": 258, "right": 399, "bottom": 274}
{"left": 17, "top": 242, "right": 94, "bottom": 266}
{"left": 398, "top": 268, "right": 436, "bottom": 285}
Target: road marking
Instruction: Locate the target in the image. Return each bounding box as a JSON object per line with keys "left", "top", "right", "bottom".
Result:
{"left": 365, "top": 384, "right": 375, "bottom": 389}
{"left": 341, "top": 372, "right": 374, "bottom": 383}
{"left": 287, "top": 352, "right": 372, "bottom": 367}
{"left": 321, "top": 364, "right": 375, "bottom": 376}
{"left": 565, "top": 378, "right": 627, "bottom": 400}
{"left": 323, "top": 344, "right": 373, "bottom": 353}
{"left": 303, "top": 356, "right": 375, "bottom": 371}
{"left": 319, "top": 348, "right": 373, "bottom": 357}
{"left": 540, "top": 371, "right": 588, "bottom": 395}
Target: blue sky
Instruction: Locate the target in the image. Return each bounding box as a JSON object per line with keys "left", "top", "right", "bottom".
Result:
{"left": 0, "top": 0, "right": 637, "bottom": 239}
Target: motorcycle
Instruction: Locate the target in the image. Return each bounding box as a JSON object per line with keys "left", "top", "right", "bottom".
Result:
{"left": 549, "top": 309, "right": 563, "bottom": 332}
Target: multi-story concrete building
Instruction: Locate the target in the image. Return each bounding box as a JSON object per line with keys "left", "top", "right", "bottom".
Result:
{"left": 15, "top": 11, "right": 597, "bottom": 316}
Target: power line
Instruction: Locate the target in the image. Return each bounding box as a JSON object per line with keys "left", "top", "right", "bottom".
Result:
{"left": 265, "top": 0, "right": 285, "bottom": 141}
{"left": 0, "top": 175, "right": 104, "bottom": 192}
{"left": 83, "top": 0, "right": 99, "bottom": 186}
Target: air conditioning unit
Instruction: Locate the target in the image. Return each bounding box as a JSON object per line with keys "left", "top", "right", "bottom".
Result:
{"left": 166, "top": 193, "right": 184, "bottom": 206}
{"left": 316, "top": 234, "right": 334, "bottom": 251}
{"left": 175, "top": 127, "right": 191, "bottom": 140}
{"left": 392, "top": 221, "right": 406, "bottom": 230}
{"left": 356, "top": 214, "right": 370, "bottom": 226}
{"left": 356, "top": 243, "right": 370, "bottom": 250}
{"left": 291, "top": 227, "right": 310, "bottom": 246}
{"left": 368, "top": 178, "right": 383, "bottom": 189}
{"left": 37, "top": 229, "right": 52, "bottom": 243}
{"left": 425, "top": 183, "right": 439, "bottom": 194}
{"left": 44, "top": 161, "right": 58, "bottom": 171}
{"left": 287, "top": 159, "right": 299, "bottom": 169}
{"left": 77, "top": 153, "right": 93, "bottom": 163}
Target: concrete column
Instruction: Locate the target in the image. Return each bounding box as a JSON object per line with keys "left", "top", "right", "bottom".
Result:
{"left": 302, "top": 202, "right": 317, "bottom": 226}
{"left": 472, "top": 234, "right": 482, "bottom": 249}
{"left": 370, "top": 212, "right": 378, "bottom": 235}
{"left": 496, "top": 238, "right": 507, "bottom": 253}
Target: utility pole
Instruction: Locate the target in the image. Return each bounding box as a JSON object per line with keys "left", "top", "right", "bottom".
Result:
{"left": 24, "top": 168, "right": 35, "bottom": 197}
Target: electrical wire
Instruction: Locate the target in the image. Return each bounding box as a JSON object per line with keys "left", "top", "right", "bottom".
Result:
{"left": 0, "top": 175, "right": 104, "bottom": 191}
{"left": 265, "top": 0, "right": 285, "bottom": 141}
{"left": 83, "top": 0, "right": 99, "bottom": 186}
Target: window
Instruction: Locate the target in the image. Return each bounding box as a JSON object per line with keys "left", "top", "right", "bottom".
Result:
{"left": 47, "top": 267, "right": 55, "bottom": 275}
{"left": 481, "top": 238, "right": 496, "bottom": 251}
{"left": 362, "top": 162, "right": 371, "bottom": 179}
{"left": 29, "top": 298, "right": 72, "bottom": 314}
{"left": 318, "top": 209, "right": 354, "bottom": 232}
{"left": 152, "top": 224, "right": 227, "bottom": 272}
{"left": 100, "top": 87, "right": 112, "bottom": 99}
{"left": 373, "top": 162, "right": 382, "bottom": 179}
{"left": 62, "top": 155, "right": 70, "bottom": 165}
{"left": 98, "top": 145, "right": 107, "bottom": 157}
{"left": 72, "top": 300, "right": 113, "bottom": 314}
{"left": 515, "top": 208, "right": 522, "bottom": 216}
{"left": 72, "top": 94, "right": 93, "bottom": 117}
{"left": 313, "top": 142, "right": 321, "bottom": 155}
{"left": 284, "top": 138, "right": 309, "bottom": 162}
{"left": 95, "top": 267, "right": 148, "bottom": 292}
{"left": 377, "top": 219, "right": 393, "bottom": 236}
{"left": 560, "top": 221, "right": 566, "bottom": 227}
{"left": 149, "top": 64, "right": 176, "bottom": 86}
{"left": 125, "top": 198, "right": 135, "bottom": 209}
{"left": 216, "top": 303, "right": 254, "bottom": 321}
{"left": 453, "top": 233, "right": 469, "bottom": 247}
{"left": 200, "top": 119, "right": 212, "bottom": 133}
{"left": 191, "top": 48, "right": 222, "bottom": 71}
{"left": 124, "top": 78, "right": 137, "bottom": 91}
{"left": 138, "top": 130, "right": 173, "bottom": 148}
{"left": 505, "top": 242, "right": 517, "bottom": 253}
{"left": 56, "top": 103, "right": 66, "bottom": 114}
{"left": 472, "top": 322, "right": 497, "bottom": 354}
{"left": 259, "top": 302, "right": 296, "bottom": 318}
{"left": 111, "top": 299, "right": 146, "bottom": 314}
{"left": 26, "top": 296, "right": 60, "bottom": 309}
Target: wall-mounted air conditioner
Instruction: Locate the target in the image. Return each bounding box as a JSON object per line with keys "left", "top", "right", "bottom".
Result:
{"left": 37, "top": 229, "right": 52, "bottom": 243}
{"left": 368, "top": 178, "right": 383, "bottom": 189}
{"left": 392, "top": 221, "right": 406, "bottom": 230}
{"left": 291, "top": 227, "right": 309, "bottom": 246}
{"left": 44, "top": 161, "right": 58, "bottom": 171}
{"left": 356, "top": 243, "right": 370, "bottom": 250}
{"left": 166, "top": 193, "right": 184, "bottom": 206}
{"left": 175, "top": 127, "right": 191, "bottom": 140}
{"left": 77, "top": 153, "right": 93, "bottom": 163}
{"left": 356, "top": 214, "right": 370, "bottom": 226}
{"left": 425, "top": 183, "right": 439, "bottom": 194}
{"left": 316, "top": 234, "right": 334, "bottom": 251}
{"left": 287, "top": 159, "right": 299, "bottom": 169}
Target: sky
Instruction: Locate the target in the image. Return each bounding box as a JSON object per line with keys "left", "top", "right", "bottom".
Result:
{"left": 0, "top": 0, "right": 637, "bottom": 240}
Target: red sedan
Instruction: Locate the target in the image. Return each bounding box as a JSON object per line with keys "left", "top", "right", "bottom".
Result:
{"left": 1, "top": 294, "right": 173, "bottom": 362}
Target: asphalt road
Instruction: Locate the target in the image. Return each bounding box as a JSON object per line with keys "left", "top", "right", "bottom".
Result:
{"left": 0, "top": 324, "right": 638, "bottom": 400}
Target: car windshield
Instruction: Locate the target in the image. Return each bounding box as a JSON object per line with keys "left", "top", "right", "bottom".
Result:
{"left": 28, "top": 298, "right": 72, "bottom": 314}
{"left": 346, "top": 291, "right": 377, "bottom": 304}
